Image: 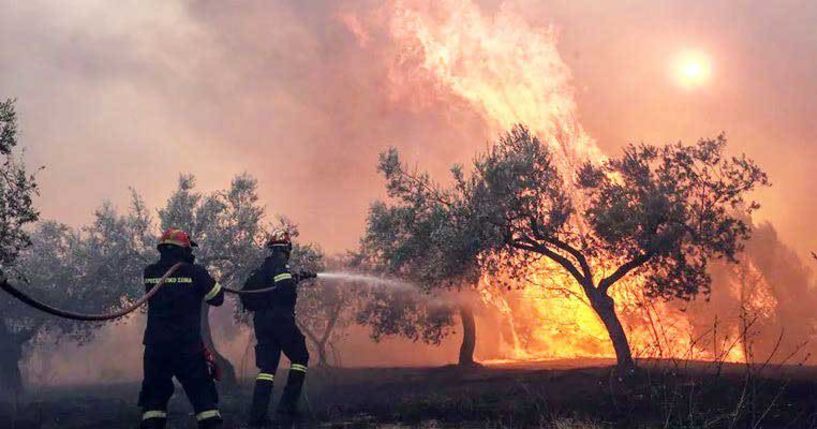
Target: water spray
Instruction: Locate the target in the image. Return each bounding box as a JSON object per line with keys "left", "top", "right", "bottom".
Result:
{"left": 316, "top": 271, "right": 416, "bottom": 291}
{"left": 315, "top": 271, "right": 462, "bottom": 307}
{"left": 0, "top": 266, "right": 430, "bottom": 321}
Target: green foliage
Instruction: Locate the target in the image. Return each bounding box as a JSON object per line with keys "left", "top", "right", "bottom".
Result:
{"left": 378, "top": 125, "right": 767, "bottom": 301}
{"left": 364, "top": 148, "right": 481, "bottom": 288}
{"left": 0, "top": 98, "right": 43, "bottom": 393}
{"left": 2, "top": 171, "right": 358, "bottom": 387}
{"left": 296, "top": 255, "right": 367, "bottom": 365}
{"left": 358, "top": 148, "right": 477, "bottom": 346}
{"left": 0, "top": 99, "right": 19, "bottom": 155}
{"left": 0, "top": 99, "right": 39, "bottom": 266}
{"left": 355, "top": 287, "right": 454, "bottom": 345}
{"left": 11, "top": 194, "right": 152, "bottom": 345}
{"left": 576, "top": 134, "right": 768, "bottom": 300}
{"left": 363, "top": 124, "right": 768, "bottom": 365}
{"left": 158, "top": 174, "right": 268, "bottom": 288}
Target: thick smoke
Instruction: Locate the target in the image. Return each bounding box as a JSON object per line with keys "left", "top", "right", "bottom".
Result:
{"left": 692, "top": 223, "right": 817, "bottom": 363}
{"left": 3, "top": 0, "right": 816, "bottom": 384}
{"left": 1, "top": 0, "right": 495, "bottom": 253}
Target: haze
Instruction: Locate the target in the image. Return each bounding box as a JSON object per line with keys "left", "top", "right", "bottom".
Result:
{"left": 1, "top": 0, "right": 815, "bottom": 259}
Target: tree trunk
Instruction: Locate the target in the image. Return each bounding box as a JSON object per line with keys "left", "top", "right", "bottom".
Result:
{"left": 300, "top": 326, "right": 322, "bottom": 366}
{"left": 0, "top": 320, "right": 24, "bottom": 398}
{"left": 201, "top": 304, "right": 237, "bottom": 387}
{"left": 588, "top": 291, "right": 635, "bottom": 369}
{"left": 458, "top": 304, "right": 477, "bottom": 367}
{"left": 300, "top": 323, "right": 331, "bottom": 367}
{"left": 316, "top": 341, "right": 329, "bottom": 367}
{"left": 300, "top": 301, "right": 343, "bottom": 368}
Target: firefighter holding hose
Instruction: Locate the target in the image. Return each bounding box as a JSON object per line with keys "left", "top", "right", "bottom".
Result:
{"left": 242, "top": 229, "right": 316, "bottom": 427}
{"left": 139, "top": 228, "right": 225, "bottom": 429}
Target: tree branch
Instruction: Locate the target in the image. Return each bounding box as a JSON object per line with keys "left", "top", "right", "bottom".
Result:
{"left": 512, "top": 237, "right": 587, "bottom": 286}
{"left": 598, "top": 252, "right": 653, "bottom": 294}
{"left": 397, "top": 169, "right": 453, "bottom": 208}
{"left": 297, "top": 319, "right": 321, "bottom": 349}
{"left": 529, "top": 218, "right": 594, "bottom": 282}
{"left": 320, "top": 301, "right": 343, "bottom": 345}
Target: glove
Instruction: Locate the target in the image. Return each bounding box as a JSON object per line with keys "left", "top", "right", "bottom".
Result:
{"left": 202, "top": 345, "right": 222, "bottom": 381}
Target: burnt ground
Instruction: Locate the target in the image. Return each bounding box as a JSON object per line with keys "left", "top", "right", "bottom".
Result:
{"left": 3, "top": 359, "right": 817, "bottom": 428}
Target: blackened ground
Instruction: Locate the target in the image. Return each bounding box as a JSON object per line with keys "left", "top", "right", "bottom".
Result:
{"left": 3, "top": 359, "right": 817, "bottom": 428}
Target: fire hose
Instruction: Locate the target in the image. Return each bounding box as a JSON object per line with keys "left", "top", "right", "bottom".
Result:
{"left": 0, "top": 263, "right": 184, "bottom": 322}
{"left": 0, "top": 266, "right": 317, "bottom": 321}
{"left": 220, "top": 271, "right": 317, "bottom": 294}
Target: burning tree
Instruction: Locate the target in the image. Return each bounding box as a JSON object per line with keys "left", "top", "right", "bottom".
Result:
{"left": 376, "top": 125, "right": 768, "bottom": 369}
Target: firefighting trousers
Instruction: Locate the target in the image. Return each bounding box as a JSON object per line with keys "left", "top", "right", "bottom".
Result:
{"left": 251, "top": 310, "right": 309, "bottom": 418}
{"left": 139, "top": 342, "right": 221, "bottom": 423}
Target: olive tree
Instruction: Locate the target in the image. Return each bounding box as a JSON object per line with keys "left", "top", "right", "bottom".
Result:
{"left": 160, "top": 177, "right": 353, "bottom": 373}
{"left": 0, "top": 157, "right": 344, "bottom": 396}
{"left": 0, "top": 98, "right": 39, "bottom": 396}
{"left": 354, "top": 284, "right": 461, "bottom": 360}
{"left": 360, "top": 147, "right": 485, "bottom": 366}
{"left": 1, "top": 195, "right": 152, "bottom": 397}
{"left": 0, "top": 99, "right": 38, "bottom": 266}
{"left": 157, "top": 173, "right": 272, "bottom": 386}
{"left": 378, "top": 125, "right": 768, "bottom": 368}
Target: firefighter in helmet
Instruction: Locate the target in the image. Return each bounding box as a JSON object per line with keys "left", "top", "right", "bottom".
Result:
{"left": 139, "top": 228, "right": 225, "bottom": 429}
{"left": 242, "top": 228, "right": 316, "bottom": 427}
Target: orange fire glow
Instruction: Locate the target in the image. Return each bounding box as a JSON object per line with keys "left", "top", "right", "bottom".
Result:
{"left": 352, "top": 0, "right": 777, "bottom": 364}
{"left": 477, "top": 259, "right": 760, "bottom": 364}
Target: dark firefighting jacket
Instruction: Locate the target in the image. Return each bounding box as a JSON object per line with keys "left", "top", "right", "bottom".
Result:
{"left": 142, "top": 251, "right": 224, "bottom": 345}
{"left": 240, "top": 253, "right": 298, "bottom": 313}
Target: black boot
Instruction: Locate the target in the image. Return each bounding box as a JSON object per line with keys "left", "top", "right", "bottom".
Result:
{"left": 139, "top": 417, "right": 167, "bottom": 429}
{"left": 198, "top": 417, "right": 223, "bottom": 429}
{"left": 275, "top": 369, "right": 306, "bottom": 422}
{"left": 249, "top": 378, "right": 275, "bottom": 427}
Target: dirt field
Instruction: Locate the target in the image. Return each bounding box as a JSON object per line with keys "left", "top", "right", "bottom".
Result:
{"left": 3, "top": 359, "right": 817, "bottom": 428}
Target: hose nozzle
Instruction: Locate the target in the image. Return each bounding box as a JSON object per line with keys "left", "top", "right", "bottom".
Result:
{"left": 295, "top": 270, "right": 318, "bottom": 282}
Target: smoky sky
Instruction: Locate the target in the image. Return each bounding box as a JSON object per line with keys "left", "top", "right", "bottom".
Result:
{"left": 1, "top": 0, "right": 815, "bottom": 259}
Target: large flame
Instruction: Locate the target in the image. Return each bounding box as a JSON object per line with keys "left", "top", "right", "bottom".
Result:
{"left": 347, "top": 0, "right": 779, "bottom": 364}
{"left": 477, "top": 257, "right": 763, "bottom": 364}
{"left": 381, "top": 0, "right": 602, "bottom": 166}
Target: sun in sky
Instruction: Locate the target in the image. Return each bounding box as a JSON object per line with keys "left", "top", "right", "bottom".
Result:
{"left": 672, "top": 49, "right": 713, "bottom": 89}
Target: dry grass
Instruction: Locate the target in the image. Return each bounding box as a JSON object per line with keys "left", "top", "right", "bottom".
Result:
{"left": 2, "top": 362, "right": 816, "bottom": 428}
{"left": 548, "top": 417, "right": 605, "bottom": 429}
